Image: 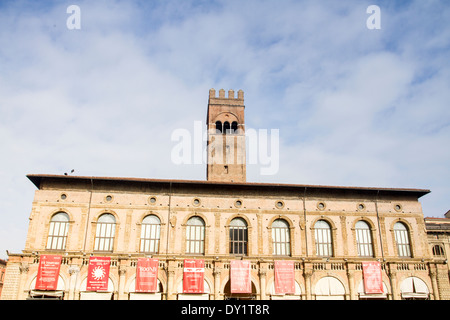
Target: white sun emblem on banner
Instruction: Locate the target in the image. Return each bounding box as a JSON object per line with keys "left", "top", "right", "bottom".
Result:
{"left": 92, "top": 266, "right": 106, "bottom": 280}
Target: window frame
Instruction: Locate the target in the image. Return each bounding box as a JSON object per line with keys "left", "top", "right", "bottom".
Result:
{"left": 94, "top": 213, "right": 116, "bottom": 252}
{"left": 223, "top": 121, "right": 230, "bottom": 134}
{"left": 394, "top": 222, "right": 412, "bottom": 258}
{"left": 215, "top": 121, "right": 222, "bottom": 134}
{"left": 355, "top": 220, "right": 374, "bottom": 257}
{"left": 229, "top": 218, "right": 248, "bottom": 255}
{"left": 139, "top": 215, "right": 161, "bottom": 254}
{"left": 185, "top": 216, "right": 205, "bottom": 254}
{"left": 231, "top": 121, "right": 238, "bottom": 134}
{"left": 314, "top": 220, "right": 333, "bottom": 257}
{"left": 271, "top": 219, "right": 291, "bottom": 256}
{"left": 432, "top": 244, "right": 445, "bottom": 257}
{"left": 46, "top": 212, "right": 70, "bottom": 251}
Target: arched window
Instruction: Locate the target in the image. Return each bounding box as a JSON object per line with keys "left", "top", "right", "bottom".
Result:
{"left": 394, "top": 222, "right": 411, "bottom": 257}
{"left": 229, "top": 218, "right": 248, "bottom": 255}
{"left": 94, "top": 213, "right": 116, "bottom": 252}
{"left": 314, "top": 220, "right": 333, "bottom": 257}
{"left": 231, "top": 121, "right": 238, "bottom": 134}
{"left": 46, "top": 212, "right": 69, "bottom": 250}
{"left": 140, "top": 215, "right": 161, "bottom": 253}
{"left": 432, "top": 244, "right": 445, "bottom": 257}
{"left": 215, "top": 121, "right": 222, "bottom": 134}
{"left": 400, "top": 277, "right": 429, "bottom": 300}
{"left": 223, "top": 121, "right": 230, "bottom": 134}
{"left": 314, "top": 276, "right": 346, "bottom": 300}
{"left": 355, "top": 220, "right": 374, "bottom": 257}
{"left": 272, "top": 219, "right": 291, "bottom": 255}
{"left": 186, "top": 216, "right": 205, "bottom": 254}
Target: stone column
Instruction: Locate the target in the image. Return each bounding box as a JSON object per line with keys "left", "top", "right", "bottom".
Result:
{"left": 68, "top": 265, "right": 80, "bottom": 300}
{"left": 429, "top": 266, "right": 439, "bottom": 300}
{"left": 18, "top": 263, "right": 29, "bottom": 300}
{"left": 16, "top": 262, "right": 30, "bottom": 300}
{"left": 259, "top": 268, "right": 267, "bottom": 300}
{"left": 346, "top": 265, "right": 356, "bottom": 300}
{"left": 167, "top": 269, "right": 176, "bottom": 300}
{"left": 436, "top": 263, "right": 450, "bottom": 300}
{"left": 118, "top": 266, "right": 127, "bottom": 300}
{"left": 213, "top": 269, "right": 221, "bottom": 300}
{"left": 388, "top": 264, "right": 399, "bottom": 300}
{"left": 303, "top": 266, "right": 313, "bottom": 300}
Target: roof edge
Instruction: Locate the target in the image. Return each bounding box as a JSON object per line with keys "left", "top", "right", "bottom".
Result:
{"left": 26, "top": 174, "right": 431, "bottom": 197}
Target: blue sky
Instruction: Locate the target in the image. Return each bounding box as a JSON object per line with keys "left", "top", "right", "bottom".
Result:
{"left": 0, "top": 0, "right": 449, "bottom": 259}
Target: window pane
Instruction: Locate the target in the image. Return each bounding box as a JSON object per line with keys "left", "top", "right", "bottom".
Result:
{"left": 230, "top": 226, "right": 247, "bottom": 255}
{"left": 272, "top": 220, "right": 291, "bottom": 256}
{"left": 315, "top": 221, "right": 332, "bottom": 256}
{"left": 195, "top": 240, "right": 200, "bottom": 253}
{"left": 356, "top": 222, "right": 373, "bottom": 257}
{"left": 98, "top": 214, "right": 115, "bottom": 223}
{"left": 51, "top": 212, "right": 69, "bottom": 222}
{"left": 98, "top": 238, "right": 104, "bottom": 251}
{"left": 355, "top": 220, "right": 369, "bottom": 229}
{"left": 394, "top": 222, "right": 407, "bottom": 231}
{"left": 200, "top": 226, "right": 205, "bottom": 240}
{"left": 186, "top": 224, "right": 205, "bottom": 254}
{"left": 395, "top": 228, "right": 411, "bottom": 257}
{"left": 196, "top": 226, "right": 202, "bottom": 240}
{"left": 140, "top": 221, "right": 160, "bottom": 253}
{"left": 230, "top": 218, "right": 247, "bottom": 227}
{"left": 48, "top": 222, "right": 55, "bottom": 237}
{"left": 95, "top": 221, "right": 115, "bottom": 252}
{"left": 187, "top": 216, "right": 205, "bottom": 226}
{"left": 47, "top": 220, "right": 69, "bottom": 250}
{"left": 143, "top": 215, "right": 160, "bottom": 224}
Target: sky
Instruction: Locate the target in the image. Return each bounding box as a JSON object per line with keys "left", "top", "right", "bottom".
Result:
{"left": 0, "top": 0, "right": 449, "bottom": 260}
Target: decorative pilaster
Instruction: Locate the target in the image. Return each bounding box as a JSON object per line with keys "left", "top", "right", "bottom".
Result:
{"left": 303, "top": 266, "right": 313, "bottom": 300}
{"left": 118, "top": 266, "right": 127, "bottom": 300}
{"left": 259, "top": 265, "right": 267, "bottom": 300}
{"left": 213, "top": 268, "right": 221, "bottom": 300}
{"left": 68, "top": 265, "right": 80, "bottom": 300}
{"left": 18, "top": 263, "right": 29, "bottom": 300}
{"left": 436, "top": 263, "right": 450, "bottom": 300}
{"left": 346, "top": 264, "right": 356, "bottom": 300}
{"left": 388, "top": 264, "right": 399, "bottom": 300}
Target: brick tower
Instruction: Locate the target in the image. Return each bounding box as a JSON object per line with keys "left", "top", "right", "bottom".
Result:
{"left": 206, "top": 88, "right": 246, "bottom": 182}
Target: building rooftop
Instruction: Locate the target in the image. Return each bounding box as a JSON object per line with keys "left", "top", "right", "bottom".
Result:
{"left": 26, "top": 174, "right": 431, "bottom": 198}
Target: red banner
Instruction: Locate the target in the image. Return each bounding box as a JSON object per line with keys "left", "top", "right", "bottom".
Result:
{"left": 230, "top": 260, "right": 251, "bottom": 293}
{"left": 274, "top": 260, "right": 295, "bottom": 294}
{"left": 35, "top": 255, "right": 62, "bottom": 290}
{"left": 135, "top": 258, "right": 159, "bottom": 293}
{"left": 183, "top": 259, "right": 204, "bottom": 293}
{"left": 86, "top": 256, "right": 111, "bottom": 291}
{"left": 362, "top": 261, "right": 383, "bottom": 294}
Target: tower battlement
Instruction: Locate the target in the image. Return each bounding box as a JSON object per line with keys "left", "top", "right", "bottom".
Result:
{"left": 209, "top": 88, "right": 244, "bottom": 106}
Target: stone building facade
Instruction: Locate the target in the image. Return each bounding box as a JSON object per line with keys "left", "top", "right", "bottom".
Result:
{"left": 424, "top": 212, "right": 450, "bottom": 299}
{"left": 1, "top": 89, "right": 449, "bottom": 300}
{"left": 0, "top": 259, "right": 6, "bottom": 297}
